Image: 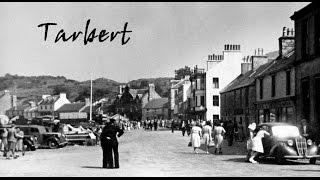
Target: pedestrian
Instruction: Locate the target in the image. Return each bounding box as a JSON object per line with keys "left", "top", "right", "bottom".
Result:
{"left": 137, "top": 121, "right": 141, "bottom": 130}
{"left": 1, "top": 127, "right": 8, "bottom": 157}
{"left": 225, "top": 120, "right": 234, "bottom": 146}
{"left": 100, "top": 119, "right": 124, "bottom": 169}
{"left": 249, "top": 126, "right": 270, "bottom": 164}
{"left": 246, "top": 123, "right": 256, "bottom": 162}
{"left": 154, "top": 119, "right": 158, "bottom": 131}
{"left": 171, "top": 119, "right": 175, "bottom": 133}
{"left": 212, "top": 121, "right": 226, "bottom": 154}
{"left": 143, "top": 120, "right": 147, "bottom": 130}
{"left": 234, "top": 120, "right": 239, "bottom": 142}
{"left": 7, "top": 124, "right": 18, "bottom": 159}
{"left": 15, "top": 127, "right": 24, "bottom": 157}
{"left": 202, "top": 121, "right": 213, "bottom": 154}
{"left": 191, "top": 122, "right": 202, "bottom": 154}
{"left": 181, "top": 121, "right": 186, "bottom": 136}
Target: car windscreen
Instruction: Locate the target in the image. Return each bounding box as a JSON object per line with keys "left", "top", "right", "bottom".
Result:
{"left": 271, "top": 125, "right": 300, "bottom": 138}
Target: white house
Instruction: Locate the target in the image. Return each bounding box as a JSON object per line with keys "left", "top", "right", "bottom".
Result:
{"left": 205, "top": 44, "right": 242, "bottom": 121}
{"left": 38, "top": 93, "right": 70, "bottom": 117}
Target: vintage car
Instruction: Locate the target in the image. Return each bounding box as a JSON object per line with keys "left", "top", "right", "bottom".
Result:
{"left": 0, "top": 124, "right": 37, "bottom": 151}
{"left": 257, "top": 122, "right": 320, "bottom": 164}
{"left": 59, "top": 124, "right": 96, "bottom": 145}
{"left": 17, "top": 125, "right": 68, "bottom": 149}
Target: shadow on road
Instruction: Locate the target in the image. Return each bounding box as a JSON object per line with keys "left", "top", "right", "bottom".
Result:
{"left": 81, "top": 166, "right": 104, "bottom": 169}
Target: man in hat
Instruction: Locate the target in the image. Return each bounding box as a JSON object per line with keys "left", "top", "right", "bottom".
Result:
{"left": 100, "top": 118, "right": 124, "bottom": 169}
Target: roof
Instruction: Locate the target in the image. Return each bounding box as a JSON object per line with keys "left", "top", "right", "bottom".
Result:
{"left": 290, "top": 2, "right": 317, "bottom": 20}
{"left": 220, "top": 61, "right": 274, "bottom": 94}
{"left": 56, "top": 103, "right": 85, "bottom": 112}
{"left": 81, "top": 105, "right": 98, "bottom": 113}
{"left": 265, "top": 50, "right": 279, "bottom": 60}
{"left": 129, "top": 89, "right": 147, "bottom": 98}
{"left": 143, "top": 98, "right": 169, "bottom": 109}
{"left": 39, "top": 95, "right": 59, "bottom": 105}
{"left": 7, "top": 104, "right": 30, "bottom": 111}
{"left": 257, "top": 48, "right": 295, "bottom": 77}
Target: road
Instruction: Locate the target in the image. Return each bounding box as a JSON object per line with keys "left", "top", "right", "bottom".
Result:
{"left": 0, "top": 128, "right": 320, "bottom": 177}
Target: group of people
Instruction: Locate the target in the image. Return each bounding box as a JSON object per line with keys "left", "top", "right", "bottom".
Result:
{"left": 143, "top": 119, "right": 163, "bottom": 131}
{"left": 185, "top": 119, "right": 226, "bottom": 154}
{"left": 0, "top": 124, "right": 25, "bottom": 159}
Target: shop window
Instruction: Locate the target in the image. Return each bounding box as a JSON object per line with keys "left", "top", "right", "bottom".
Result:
{"left": 200, "top": 96, "right": 205, "bottom": 106}
{"left": 270, "top": 109, "right": 276, "bottom": 122}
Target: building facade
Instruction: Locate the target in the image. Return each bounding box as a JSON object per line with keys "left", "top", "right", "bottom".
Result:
{"left": 142, "top": 98, "right": 169, "bottom": 120}
{"left": 37, "top": 93, "right": 70, "bottom": 117}
{"left": 189, "top": 66, "right": 206, "bottom": 121}
{"left": 205, "top": 44, "right": 243, "bottom": 121}
{"left": 290, "top": 3, "right": 320, "bottom": 142}
{"left": 0, "top": 90, "right": 17, "bottom": 115}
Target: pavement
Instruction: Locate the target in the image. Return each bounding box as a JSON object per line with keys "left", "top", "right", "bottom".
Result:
{"left": 0, "top": 128, "right": 320, "bottom": 177}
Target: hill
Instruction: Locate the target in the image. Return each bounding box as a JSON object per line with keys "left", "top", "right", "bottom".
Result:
{"left": 0, "top": 74, "right": 174, "bottom": 105}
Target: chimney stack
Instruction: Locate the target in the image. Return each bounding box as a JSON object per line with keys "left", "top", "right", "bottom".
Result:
{"left": 279, "top": 27, "right": 295, "bottom": 58}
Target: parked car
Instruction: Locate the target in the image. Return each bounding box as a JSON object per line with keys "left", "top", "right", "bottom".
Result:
{"left": 0, "top": 124, "right": 37, "bottom": 151}
{"left": 17, "top": 125, "right": 68, "bottom": 149}
{"left": 257, "top": 122, "right": 320, "bottom": 164}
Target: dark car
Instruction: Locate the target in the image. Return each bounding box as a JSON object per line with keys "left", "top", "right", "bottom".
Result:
{"left": 257, "top": 122, "right": 320, "bottom": 164}
{"left": 17, "top": 125, "right": 68, "bottom": 149}
{"left": 0, "top": 125, "right": 37, "bottom": 151}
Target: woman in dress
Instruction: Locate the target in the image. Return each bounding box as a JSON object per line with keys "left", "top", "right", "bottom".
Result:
{"left": 191, "top": 122, "right": 202, "bottom": 154}
{"left": 202, "top": 121, "right": 212, "bottom": 154}
{"left": 15, "top": 127, "right": 24, "bottom": 157}
{"left": 212, "top": 121, "right": 226, "bottom": 154}
{"left": 249, "top": 126, "right": 270, "bottom": 164}
{"left": 246, "top": 123, "right": 256, "bottom": 162}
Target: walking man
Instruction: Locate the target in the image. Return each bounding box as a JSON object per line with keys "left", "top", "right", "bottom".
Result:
{"left": 7, "top": 124, "right": 17, "bottom": 159}
{"left": 100, "top": 119, "right": 124, "bottom": 169}
{"left": 171, "top": 119, "right": 175, "bottom": 133}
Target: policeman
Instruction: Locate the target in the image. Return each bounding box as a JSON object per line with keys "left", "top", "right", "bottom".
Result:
{"left": 100, "top": 119, "right": 124, "bottom": 169}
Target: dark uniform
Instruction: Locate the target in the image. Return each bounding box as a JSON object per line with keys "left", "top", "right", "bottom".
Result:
{"left": 100, "top": 120, "right": 124, "bottom": 169}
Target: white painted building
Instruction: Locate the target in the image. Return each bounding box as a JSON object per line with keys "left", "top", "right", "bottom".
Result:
{"left": 205, "top": 44, "right": 242, "bottom": 121}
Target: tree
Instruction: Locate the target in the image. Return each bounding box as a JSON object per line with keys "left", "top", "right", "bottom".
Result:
{"left": 52, "top": 85, "right": 70, "bottom": 97}
{"left": 174, "top": 66, "right": 192, "bottom": 80}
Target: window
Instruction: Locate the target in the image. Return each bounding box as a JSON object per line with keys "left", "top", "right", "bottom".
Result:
{"left": 30, "top": 128, "right": 39, "bottom": 133}
{"left": 258, "top": 110, "right": 264, "bottom": 124}
{"left": 301, "top": 18, "right": 310, "bottom": 57}
{"left": 213, "top": 95, "right": 219, "bottom": 106}
{"left": 200, "top": 78, "right": 205, "bottom": 90}
{"left": 195, "top": 96, "right": 198, "bottom": 106}
{"left": 270, "top": 109, "right": 276, "bottom": 122}
{"left": 271, "top": 75, "right": 276, "bottom": 97}
{"left": 259, "top": 79, "right": 263, "bottom": 99}
{"left": 212, "top": 78, "right": 219, "bottom": 88}
{"left": 245, "top": 87, "right": 249, "bottom": 107}
{"left": 286, "top": 70, "right": 291, "bottom": 95}
{"left": 315, "top": 12, "right": 320, "bottom": 56}
{"left": 200, "top": 96, "right": 205, "bottom": 106}
{"left": 213, "top": 115, "right": 219, "bottom": 120}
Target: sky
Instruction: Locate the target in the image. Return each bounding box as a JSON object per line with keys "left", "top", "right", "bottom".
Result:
{"left": 0, "top": 2, "right": 310, "bottom": 83}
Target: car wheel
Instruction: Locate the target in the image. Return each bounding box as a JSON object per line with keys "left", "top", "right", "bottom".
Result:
{"left": 48, "top": 140, "right": 59, "bottom": 149}
{"left": 275, "top": 150, "right": 286, "bottom": 165}
{"left": 309, "top": 158, "right": 316, "bottom": 164}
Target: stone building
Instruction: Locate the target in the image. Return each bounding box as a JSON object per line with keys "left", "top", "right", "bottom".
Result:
{"left": 290, "top": 3, "right": 320, "bottom": 141}
{"left": 255, "top": 28, "right": 296, "bottom": 125}
{"left": 0, "top": 90, "right": 17, "bottom": 115}
{"left": 189, "top": 66, "right": 206, "bottom": 121}
{"left": 171, "top": 76, "right": 191, "bottom": 122}
{"left": 142, "top": 98, "right": 169, "bottom": 120}
{"left": 37, "top": 93, "right": 70, "bottom": 117}
{"left": 220, "top": 50, "right": 276, "bottom": 138}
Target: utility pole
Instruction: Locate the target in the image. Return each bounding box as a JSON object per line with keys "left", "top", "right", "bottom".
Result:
{"left": 90, "top": 73, "right": 93, "bottom": 122}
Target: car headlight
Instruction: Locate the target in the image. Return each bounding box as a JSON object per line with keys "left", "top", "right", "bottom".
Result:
{"left": 287, "top": 140, "right": 294, "bottom": 146}
{"left": 307, "top": 139, "right": 313, "bottom": 146}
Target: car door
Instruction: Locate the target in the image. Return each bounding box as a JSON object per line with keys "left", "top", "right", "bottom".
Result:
{"left": 30, "top": 127, "right": 42, "bottom": 145}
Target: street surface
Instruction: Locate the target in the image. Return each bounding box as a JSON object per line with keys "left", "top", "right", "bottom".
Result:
{"left": 0, "top": 128, "right": 320, "bottom": 177}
